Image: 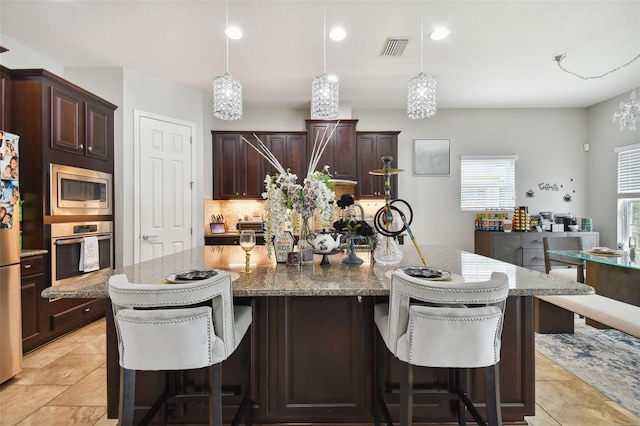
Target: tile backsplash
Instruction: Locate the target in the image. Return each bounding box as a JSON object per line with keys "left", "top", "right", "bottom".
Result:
{"left": 204, "top": 199, "right": 386, "bottom": 235}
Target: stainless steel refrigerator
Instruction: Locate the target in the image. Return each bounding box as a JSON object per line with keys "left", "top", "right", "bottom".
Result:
{"left": 0, "top": 130, "right": 21, "bottom": 384}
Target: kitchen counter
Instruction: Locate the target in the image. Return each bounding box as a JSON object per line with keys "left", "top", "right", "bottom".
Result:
{"left": 42, "top": 244, "right": 593, "bottom": 299}
{"left": 21, "top": 249, "right": 48, "bottom": 257}
{"left": 41, "top": 244, "right": 593, "bottom": 424}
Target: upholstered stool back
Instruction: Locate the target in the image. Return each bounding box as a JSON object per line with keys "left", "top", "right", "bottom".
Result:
{"left": 108, "top": 272, "right": 252, "bottom": 426}
{"left": 374, "top": 270, "right": 509, "bottom": 426}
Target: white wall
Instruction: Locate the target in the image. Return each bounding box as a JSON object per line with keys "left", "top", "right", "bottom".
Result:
{"left": 586, "top": 87, "right": 640, "bottom": 248}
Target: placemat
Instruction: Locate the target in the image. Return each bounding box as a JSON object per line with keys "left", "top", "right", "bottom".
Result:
{"left": 385, "top": 269, "right": 464, "bottom": 283}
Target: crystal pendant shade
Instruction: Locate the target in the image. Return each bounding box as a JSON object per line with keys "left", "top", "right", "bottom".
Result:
{"left": 311, "top": 73, "right": 339, "bottom": 119}
{"left": 407, "top": 72, "right": 437, "bottom": 119}
{"left": 612, "top": 90, "right": 640, "bottom": 131}
{"left": 213, "top": 72, "right": 243, "bottom": 121}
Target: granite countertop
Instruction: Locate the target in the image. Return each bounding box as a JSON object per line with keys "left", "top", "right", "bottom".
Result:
{"left": 21, "top": 249, "right": 48, "bottom": 257}
{"left": 41, "top": 244, "right": 594, "bottom": 299}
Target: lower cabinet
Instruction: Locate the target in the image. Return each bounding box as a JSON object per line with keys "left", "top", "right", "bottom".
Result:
{"left": 21, "top": 255, "right": 48, "bottom": 353}
{"left": 21, "top": 253, "right": 107, "bottom": 353}
{"left": 106, "top": 295, "right": 535, "bottom": 423}
{"left": 475, "top": 231, "right": 600, "bottom": 272}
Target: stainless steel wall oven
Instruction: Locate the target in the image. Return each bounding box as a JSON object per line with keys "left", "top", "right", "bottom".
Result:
{"left": 50, "top": 221, "right": 113, "bottom": 287}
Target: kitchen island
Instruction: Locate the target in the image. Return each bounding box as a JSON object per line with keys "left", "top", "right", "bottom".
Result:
{"left": 43, "top": 244, "right": 593, "bottom": 425}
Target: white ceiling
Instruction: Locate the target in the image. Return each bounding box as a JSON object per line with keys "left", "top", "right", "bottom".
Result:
{"left": 1, "top": 0, "right": 639, "bottom": 111}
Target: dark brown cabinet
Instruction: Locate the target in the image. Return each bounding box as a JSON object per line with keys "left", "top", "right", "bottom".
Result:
{"left": 264, "top": 133, "right": 307, "bottom": 178}
{"left": 306, "top": 120, "right": 358, "bottom": 180}
{"left": 10, "top": 68, "right": 115, "bottom": 351}
{"left": 213, "top": 133, "right": 264, "bottom": 199}
{"left": 20, "top": 254, "right": 48, "bottom": 353}
{"left": 1, "top": 65, "right": 11, "bottom": 131}
{"left": 51, "top": 83, "right": 111, "bottom": 161}
{"left": 356, "top": 132, "right": 399, "bottom": 199}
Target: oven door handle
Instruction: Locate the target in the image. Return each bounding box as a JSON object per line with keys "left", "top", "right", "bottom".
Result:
{"left": 53, "top": 234, "right": 112, "bottom": 246}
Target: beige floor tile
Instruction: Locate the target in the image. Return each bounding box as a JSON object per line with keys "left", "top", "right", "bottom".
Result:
{"left": 0, "top": 384, "right": 68, "bottom": 425}
{"left": 21, "top": 336, "right": 88, "bottom": 370}
{"left": 62, "top": 319, "right": 106, "bottom": 343}
{"left": 69, "top": 335, "right": 107, "bottom": 356}
{"left": 17, "top": 354, "right": 106, "bottom": 386}
{"left": 536, "top": 379, "right": 640, "bottom": 426}
{"left": 525, "top": 403, "right": 562, "bottom": 426}
{"left": 15, "top": 405, "right": 106, "bottom": 426}
{"left": 48, "top": 367, "right": 107, "bottom": 407}
{"left": 534, "top": 352, "right": 576, "bottom": 382}
{"left": 92, "top": 413, "right": 119, "bottom": 426}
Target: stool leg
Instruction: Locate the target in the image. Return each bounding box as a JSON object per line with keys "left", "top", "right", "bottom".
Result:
{"left": 375, "top": 332, "right": 393, "bottom": 426}
{"left": 400, "top": 362, "right": 413, "bottom": 426}
{"left": 119, "top": 368, "right": 136, "bottom": 426}
{"left": 210, "top": 363, "right": 223, "bottom": 426}
{"left": 455, "top": 368, "right": 467, "bottom": 426}
{"left": 484, "top": 363, "right": 502, "bottom": 426}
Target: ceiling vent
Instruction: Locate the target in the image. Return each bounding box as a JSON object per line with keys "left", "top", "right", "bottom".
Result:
{"left": 381, "top": 38, "right": 409, "bottom": 57}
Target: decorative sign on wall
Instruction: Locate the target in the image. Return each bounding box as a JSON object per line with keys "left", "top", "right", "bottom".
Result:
{"left": 413, "top": 139, "right": 450, "bottom": 176}
{"left": 538, "top": 183, "right": 559, "bottom": 191}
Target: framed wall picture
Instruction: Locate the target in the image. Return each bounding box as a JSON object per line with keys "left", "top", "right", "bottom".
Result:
{"left": 413, "top": 139, "right": 450, "bottom": 176}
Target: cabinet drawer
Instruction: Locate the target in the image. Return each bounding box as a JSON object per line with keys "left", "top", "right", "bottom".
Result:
{"left": 522, "top": 248, "right": 545, "bottom": 266}
{"left": 21, "top": 255, "right": 44, "bottom": 277}
{"left": 51, "top": 298, "right": 106, "bottom": 331}
{"left": 521, "top": 233, "right": 566, "bottom": 248}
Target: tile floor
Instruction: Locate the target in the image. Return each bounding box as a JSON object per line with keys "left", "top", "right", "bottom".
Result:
{"left": 1, "top": 317, "right": 639, "bottom": 426}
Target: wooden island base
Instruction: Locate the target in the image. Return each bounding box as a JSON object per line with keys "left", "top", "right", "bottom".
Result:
{"left": 106, "top": 295, "right": 534, "bottom": 424}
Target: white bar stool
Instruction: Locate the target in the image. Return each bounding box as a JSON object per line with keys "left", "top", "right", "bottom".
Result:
{"left": 374, "top": 270, "right": 509, "bottom": 426}
{"left": 108, "top": 271, "right": 252, "bottom": 426}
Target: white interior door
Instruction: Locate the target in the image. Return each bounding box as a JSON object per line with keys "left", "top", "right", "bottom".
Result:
{"left": 136, "top": 113, "right": 194, "bottom": 262}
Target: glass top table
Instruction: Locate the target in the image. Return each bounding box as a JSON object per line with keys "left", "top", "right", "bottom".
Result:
{"left": 547, "top": 249, "right": 640, "bottom": 271}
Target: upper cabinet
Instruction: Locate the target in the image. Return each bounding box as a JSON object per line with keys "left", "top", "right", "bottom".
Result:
{"left": 305, "top": 120, "right": 358, "bottom": 180}
{"left": 50, "top": 85, "right": 111, "bottom": 160}
{"left": 1, "top": 66, "right": 11, "bottom": 131}
{"left": 213, "top": 133, "right": 264, "bottom": 199}
{"left": 211, "top": 124, "right": 399, "bottom": 201}
{"left": 356, "top": 132, "right": 399, "bottom": 199}
{"left": 11, "top": 69, "right": 116, "bottom": 174}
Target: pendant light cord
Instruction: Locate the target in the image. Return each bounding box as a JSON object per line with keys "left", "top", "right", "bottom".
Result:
{"left": 420, "top": 15, "right": 424, "bottom": 73}
{"left": 225, "top": 0, "right": 230, "bottom": 73}
{"left": 554, "top": 53, "right": 640, "bottom": 80}
{"left": 323, "top": 3, "right": 327, "bottom": 74}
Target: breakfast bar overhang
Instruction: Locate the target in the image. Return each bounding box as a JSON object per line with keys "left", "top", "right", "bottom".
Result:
{"left": 42, "top": 245, "right": 593, "bottom": 425}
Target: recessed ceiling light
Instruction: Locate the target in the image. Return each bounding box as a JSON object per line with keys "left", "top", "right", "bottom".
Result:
{"left": 430, "top": 27, "right": 450, "bottom": 41}
{"left": 225, "top": 26, "right": 243, "bottom": 40}
{"left": 329, "top": 28, "right": 346, "bottom": 41}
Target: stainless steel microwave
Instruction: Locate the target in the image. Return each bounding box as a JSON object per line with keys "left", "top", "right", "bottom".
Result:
{"left": 50, "top": 164, "right": 112, "bottom": 216}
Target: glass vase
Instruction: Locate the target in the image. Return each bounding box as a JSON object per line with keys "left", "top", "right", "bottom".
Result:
{"left": 298, "top": 214, "right": 314, "bottom": 264}
{"left": 373, "top": 234, "right": 403, "bottom": 265}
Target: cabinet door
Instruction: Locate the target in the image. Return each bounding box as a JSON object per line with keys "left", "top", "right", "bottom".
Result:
{"left": 85, "top": 101, "right": 110, "bottom": 160}
{"left": 491, "top": 233, "right": 522, "bottom": 265}
{"left": 51, "top": 86, "right": 83, "bottom": 154}
{"left": 213, "top": 134, "right": 241, "bottom": 199}
{"left": 306, "top": 120, "right": 357, "bottom": 179}
{"left": 356, "top": 133, "right": 398, "bottom": 199}
{"left": 242, "top": 134, "right": 264, "bottom": 198}
{"left": 287, "top": 134, "right": 308, "bottom": 178}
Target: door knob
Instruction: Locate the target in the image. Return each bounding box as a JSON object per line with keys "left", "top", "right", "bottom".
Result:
{"left": 142, "top": 234, "right": 160, "bottom": 240}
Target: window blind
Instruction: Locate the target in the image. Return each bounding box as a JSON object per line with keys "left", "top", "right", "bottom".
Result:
{"left": 617, "top": 145, "right": 640, "bottom": 197}
{"left": 460, "top": 155, "right": 517, "bottom": 211}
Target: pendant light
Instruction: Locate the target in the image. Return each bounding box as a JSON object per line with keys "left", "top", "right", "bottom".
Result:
{"left": 213, "top": 0, "right": 243, "bottom": 121}
{"left": 311, "top": 5, "right": 339, "bottom": 119}
{"left": 407, "top": 15, "right": 437, "bottom": 119}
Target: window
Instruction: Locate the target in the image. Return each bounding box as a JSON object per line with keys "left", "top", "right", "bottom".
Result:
{"left": 616, "top": 144, "right": 640, "bottom": 244}
{"left": 460, "top": 155, "right": 518, "bottom": 211}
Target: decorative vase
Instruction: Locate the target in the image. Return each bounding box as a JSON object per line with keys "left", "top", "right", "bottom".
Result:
{"left": 373, "top": 234, "right": 403, "bottom": 265}
{"left": 298, "top": 214, "right": 314, "bottom": 264}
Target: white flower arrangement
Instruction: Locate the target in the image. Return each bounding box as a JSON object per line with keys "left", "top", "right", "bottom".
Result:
{"left": 242, "top": 124, "right": 339, "bottom": 257}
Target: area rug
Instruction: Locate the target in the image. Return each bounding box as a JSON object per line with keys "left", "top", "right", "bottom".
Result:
{"left": 535, "top": 322, "right": 640, "bottom": 417}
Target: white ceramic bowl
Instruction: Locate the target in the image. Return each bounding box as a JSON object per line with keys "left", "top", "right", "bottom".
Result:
{"left": 568, "top": 225, "right": 579, "bottom": 232}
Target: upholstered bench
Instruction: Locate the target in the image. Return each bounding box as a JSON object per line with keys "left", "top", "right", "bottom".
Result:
{"left": 536, "top": 294, "right": 640, "bottom": 338}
